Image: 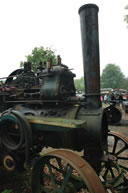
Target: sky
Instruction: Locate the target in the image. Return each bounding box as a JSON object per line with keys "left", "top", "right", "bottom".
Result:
{"left": 0, "top": 0, "right": 128, "bottom": 79}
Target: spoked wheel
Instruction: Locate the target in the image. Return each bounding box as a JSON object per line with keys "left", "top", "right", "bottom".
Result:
{"left": 100, "top": 131, "right": 128, "bottom": 192}
{"left": 32, "top": 149, "right": 105, "bottom": 193}
{"left": 5, "top": 69, "right": 24, "bottom": 85}
{"left": 108, "top": 131, "right": 128, "bottom": 173}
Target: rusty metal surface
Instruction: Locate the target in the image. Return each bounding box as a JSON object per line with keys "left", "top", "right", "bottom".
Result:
{"left": 51, "top": 150, "right": 105, "bottom": 193}
{"left": 108, "top": 131, "right": 128, "bottom": 144}
{"left": 79, "top": 4, "right": 101, "bottom": 109}
{"left": 65, "top": 105, "right": 80, "bottom": 119}
{"left": 32, "top": 149, "right": 106, "bottom": 193}
{"left": 108, "top": 131, "right": 128, "bottom": 173}
{"left": 99, "top": 131, "right": 128, "bottom": 193}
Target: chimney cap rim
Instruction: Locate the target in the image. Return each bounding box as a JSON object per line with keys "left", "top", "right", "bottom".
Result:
{"left": 78, "top": 4, "right": 99, "bottom": 14}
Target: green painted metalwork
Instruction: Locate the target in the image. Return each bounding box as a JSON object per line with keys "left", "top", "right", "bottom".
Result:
{"left": 26, "top": 115, "right": 86, "bottom": 131}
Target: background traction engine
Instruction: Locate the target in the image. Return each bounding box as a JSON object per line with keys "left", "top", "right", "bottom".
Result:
{"left": 0, "top": 4, "right": 128, "bottom": 193}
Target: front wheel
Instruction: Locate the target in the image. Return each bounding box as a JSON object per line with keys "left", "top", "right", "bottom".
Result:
{"left": 31, "top": 149, "right": 105, "bottom": 193}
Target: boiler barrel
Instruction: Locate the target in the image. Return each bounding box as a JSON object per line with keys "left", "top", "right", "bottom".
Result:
{"left": 79, "top": 4, "right": 101, "bottom": 109}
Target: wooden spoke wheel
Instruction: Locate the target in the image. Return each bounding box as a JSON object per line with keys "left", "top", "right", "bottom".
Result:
{"left": 100, "top": 131, "right": 128, "bottom": 192}
{"left": 31, "top": 149, "right": 105, "bottom": 193}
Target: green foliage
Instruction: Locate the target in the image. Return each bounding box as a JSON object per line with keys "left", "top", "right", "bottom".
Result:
{"left": 20, "top": 46, "right": 57, "bottom": 72}
{"left": 124, "top": 5, "right": 128, "bottom": 24}
{"left": 125, "top": 77, "right": 128, "bottom": 90}
{"left": 101, "top": 64, "right": 126, "bottom": 89}
{"left": 74, "top": 77, "right": 84, "bottom": 92}
{"left": 1, "top": 190, "right": 12, "bottom": 193}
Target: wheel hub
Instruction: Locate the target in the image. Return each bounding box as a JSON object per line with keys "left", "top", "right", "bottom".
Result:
{"left": 108, "top": 154, "right": 117, "bottom": 162}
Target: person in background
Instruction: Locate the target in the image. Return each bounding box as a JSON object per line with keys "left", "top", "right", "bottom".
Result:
{"left": 111, "top": 93, "right": 115, "bottom": 101}
{"left": 104, "top": 94, "right": 107, "bottom": 104}
{"left": 107, "top": 95, "right": 110, "bottom": 103}
{"left": 100, "top": 95, "right": 103, "bottom": 102}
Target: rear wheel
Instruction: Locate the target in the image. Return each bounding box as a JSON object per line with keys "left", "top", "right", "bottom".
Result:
{"left": 100, "top": 131, "right": 128, "bottom": 192}
{"left": 108, "top": 131, "right": 128, "bottom": 173}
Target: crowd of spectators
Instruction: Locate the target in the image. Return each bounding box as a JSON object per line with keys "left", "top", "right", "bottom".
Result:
{"left": 101, "top": 92, "right": 127, "bottom": 104}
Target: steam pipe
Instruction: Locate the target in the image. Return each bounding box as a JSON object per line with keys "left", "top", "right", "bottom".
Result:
{"left": 79, "top": 4, "right": 101, "bottom": 109}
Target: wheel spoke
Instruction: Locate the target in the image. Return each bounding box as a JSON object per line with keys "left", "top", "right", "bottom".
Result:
{"left": 75, "top": 180, "right": 85, "bottom": 190}
{"left": 112, "top": 137, "right": 118, "bottom": 154}
{"left": 103, "top": 168, "right": 109, "bottom": 179}
{"left": 117, "top": 156, "right": 128, "bottom": 161}
{"left": 49, "top": 162, "right": 63, "bottom": 174}
{"left": 119, "top": 164, "right": 128, "bottom": 171}
{"left": 56, "top": 157, "right": 63, "bottom": 171}
{"left": 47, "top": 162, "right": 57, "bottom": 189}
{"left": 60, "top": 166, "right": 73, "bottom": 192}
{"left": 115, "top": 146, "right": 126, "bottom": 156}
{"left": 109, "top": 167, "right": 115, "bottom": 178}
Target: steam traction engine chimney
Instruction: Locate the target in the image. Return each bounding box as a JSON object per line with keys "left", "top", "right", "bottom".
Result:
{"left": 79, "top": 4, "right": 101, "bottom": 109}
{"left": 78, "top": 4, "right": 108, "bottom": 172}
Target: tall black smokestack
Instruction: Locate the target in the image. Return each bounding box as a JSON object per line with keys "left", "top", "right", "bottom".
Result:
{"left": 79, "top": 4, "right": 101, "bottom": 109}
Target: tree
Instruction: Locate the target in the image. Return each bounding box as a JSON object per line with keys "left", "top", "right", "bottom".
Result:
{"left": 125, "top": 77, "right": 128, "bottom": 90}
{"left": 74, "top": 77, "right": 84, "bottom": 92}
{"left": 101, "top": 64, "right": 126, "bottom": 89}
{"left": 20, "top": 46, "right": 57, "bottom": 72}
{"left": 124, "top": 5, "right": 128, "bottom": 24}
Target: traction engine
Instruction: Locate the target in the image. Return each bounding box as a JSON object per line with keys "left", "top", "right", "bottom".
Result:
{"left": 0, "top": 4, "right": 128, "bottom": 193}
